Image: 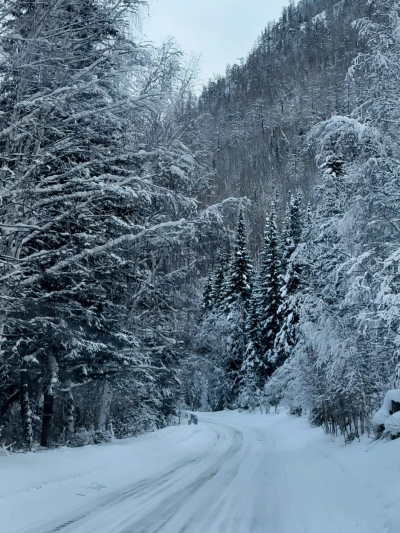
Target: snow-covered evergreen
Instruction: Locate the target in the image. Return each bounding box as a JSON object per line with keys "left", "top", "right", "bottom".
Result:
{"left": 0, "top": 0, "right": 227, "bottom": 448}
{"left": 3, "top": 0, "right": 400, "bottom": 449}
{"left": 259, "top": 204, "right": 281, "bottom": 372}
{"left": 185, "top": 0, "right": 400, "bottom": 441}
{"left": 272, "top": 194, "right": 304, "bottom": 368}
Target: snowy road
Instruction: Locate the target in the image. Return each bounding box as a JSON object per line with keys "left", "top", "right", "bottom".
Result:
{"left": 2, "top": 410, "right": 400, "bottom": 533}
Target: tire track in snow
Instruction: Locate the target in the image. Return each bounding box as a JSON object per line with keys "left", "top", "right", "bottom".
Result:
{"left": 15, "top": 427, "right": 223, "bottom": 533}
{"left": 40, "top": 422, "right": 239, "bottom": 533}
{"left": 115, "top": 425, "right": 244, "bottom": 533}
{"left": 19, "top": 456, "right": 202, "bottom": 533}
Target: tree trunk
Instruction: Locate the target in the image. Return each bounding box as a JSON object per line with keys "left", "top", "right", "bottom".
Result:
{"left": 0, "top": 313, "right": 5, "bottom": 357}
{"left": 41, "top": 390, "right": 54, "bottom": 447}
{"left": 63, "top": 379, "right": 74, "bottom": 443}
{"left": 20, "top": 364, "right": 33, "bottom": 449}
{"left": 40, "top": 353, "right": 57, "bottom": 448}
{"left": 98, "top": 381, "right": 112, "bottom": 432}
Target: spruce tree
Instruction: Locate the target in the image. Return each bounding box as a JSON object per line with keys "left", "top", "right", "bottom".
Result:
{"left": 223, "top": 210, "right": 253, "bottom": 312}
{"left": 273, "top": 193, "right": 304, "bottom": 368}
{"left": 239, "top": 279, "right": 265, "bottom": 408}
{"left": 221, "top": 209, "right": 254, "bottom": 403}
{"left": 211, "top": 253, "right": 229, "bottom": 311}
{"left": 259, "top": 204, "right": 281, "bottom": 371}
{"left": 280, "top": 202, "right": 293, "bottom": 276}
{"left": 290, "top": 192, "right": 303, "bottom": 250}
{"left": 203, "top": 275, "right": 214, "bottom": 311}
{"left": 0, "top": 0, "right": 204, "bottom": 447}
{"left": 245, "top": 286, "right": 263, "bottom": 373}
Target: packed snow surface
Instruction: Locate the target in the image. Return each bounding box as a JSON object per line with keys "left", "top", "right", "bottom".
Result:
{"left": 1, "top": 410, "right": 400, "bottom": 533}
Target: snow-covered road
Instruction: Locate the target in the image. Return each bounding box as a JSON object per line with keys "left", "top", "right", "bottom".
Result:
{"left": 2, "top": 410, "right": 400, "bottom": 533}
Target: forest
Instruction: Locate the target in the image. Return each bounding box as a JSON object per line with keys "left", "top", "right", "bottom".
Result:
{"left": 1, "top": 0, "right": 400, "bottom": 451}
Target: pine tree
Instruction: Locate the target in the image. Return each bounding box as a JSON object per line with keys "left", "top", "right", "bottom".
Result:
{"left": 259, "top": 204, "right": 281, "bottom": 371}
{"left": 221, "top": 209, "right": 254, "bottom": 403}
{"left": 211, "top": 252, "right": 230, "bottom": 311}
{"left": 223, "top": 210, "right": 253, "bottom": 312}
{"left": 239, "top": 280, "right": 265, "bottom": 408}
{"left": 203, "top": 275, "right": 214, "bottom": 311}
{"left": 272, "top": 194, "right": 304, "bottom": 368}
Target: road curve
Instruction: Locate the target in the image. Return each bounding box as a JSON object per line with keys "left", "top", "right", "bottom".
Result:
{"left": 10, "top": 411, "right": 395, "bottom": 533}
{"left": 15, "top": 415, "right": 278, "bottom": 533}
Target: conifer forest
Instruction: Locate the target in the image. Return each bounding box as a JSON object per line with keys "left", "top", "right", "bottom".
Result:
{"left": 2, "top": 1, "right": 400, "bottom": 529}
{"left": 1, "top": 0, "right": 400, "bottom": 448}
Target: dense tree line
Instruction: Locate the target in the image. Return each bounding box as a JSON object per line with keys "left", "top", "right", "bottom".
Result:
{"left": 188, "top": 0, "right": 400, "bottom": 441}
{"left": 0, "top": 0, "right": 234, "bottom": 450}
{"left": 193, "top": 195, "right": 305, "bottom": 412}
{"left": 2, "top": 0, "right": 400, "bottom": 450}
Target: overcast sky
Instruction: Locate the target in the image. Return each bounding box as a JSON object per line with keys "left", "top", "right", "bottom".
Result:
{"left": 142, "top": 0, "right": 291, "bottom": 86}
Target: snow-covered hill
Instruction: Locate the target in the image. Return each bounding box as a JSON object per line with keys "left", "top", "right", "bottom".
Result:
{"left": 1, "top": 410, "right": 400, "bottom": 533}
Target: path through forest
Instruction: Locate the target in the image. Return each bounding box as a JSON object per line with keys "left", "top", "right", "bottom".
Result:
{"left": 2, "top": 411, "right": 400, "bottom": 533}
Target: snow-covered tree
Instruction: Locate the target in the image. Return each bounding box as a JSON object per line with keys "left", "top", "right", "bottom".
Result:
{"left": 272, "top": 194, "right": 304, "bottom": 368}
{"left": 258, "top": 204, "right": 281, "bottom": 371}
{"left": 239, "top": 286, "right": 264, "bottom": 409}
{"left": 211, "top": 253, "right": 230, "bottom": 311}
{"left": 222, "top": 210, "right": 253, "bottom": 312}
{"left": 216, "top": 209, "right": 254, "bottom": 403}
{"left": 0, "top": 0, "right": 214, "bottom": 447}
{"left": 203, "top": 275, "right": 214, "bottom": 311}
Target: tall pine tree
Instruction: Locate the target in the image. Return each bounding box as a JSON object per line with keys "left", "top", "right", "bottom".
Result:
{"left": 273, "top": 193, "right": 304, "bottom": 368}
{"left": 239, "top": 278, "right": 265, "bottom": 409}
{"left": 222, "top": 209, "right": 254, "bottom": 403}
{"left": 223, "top": 210, "right": 253, "bottom": 311}
{"left": 259, "top": 204, "right": 282, "bottom": 372}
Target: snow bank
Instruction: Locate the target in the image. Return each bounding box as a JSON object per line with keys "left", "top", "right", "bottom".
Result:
{"left": 385, "top": 412, "right": 400, "bottom": 436}
{"left": 372, "top": 389, "right": 400, "bottom": 426}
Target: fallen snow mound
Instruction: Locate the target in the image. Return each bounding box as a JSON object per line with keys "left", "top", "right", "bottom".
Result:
{"left": 385, "top": 412, "right": 400, "bottom": 436}
{"left": 372, "top": 389, "right": 400, "bottom": 427}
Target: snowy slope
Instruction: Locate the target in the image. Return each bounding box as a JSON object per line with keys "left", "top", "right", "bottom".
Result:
{"left": 1, "top": 411, "right": 400, "bottom": 533}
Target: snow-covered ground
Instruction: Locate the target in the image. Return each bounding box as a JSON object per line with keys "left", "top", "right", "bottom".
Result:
{"left": 1, "top": 410, "right": 400, "bottom": 533}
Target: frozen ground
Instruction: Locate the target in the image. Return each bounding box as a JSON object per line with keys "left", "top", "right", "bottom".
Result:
{"left": 1, "top": 410, "right": 400, "bottom": 533}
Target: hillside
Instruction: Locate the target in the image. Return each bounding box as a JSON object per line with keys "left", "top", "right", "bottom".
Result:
{"left": 189, "top": 0, "right": 400, "bottom": 444}
{"left": 183, "top": 0, "right": 368, "bottom": 253}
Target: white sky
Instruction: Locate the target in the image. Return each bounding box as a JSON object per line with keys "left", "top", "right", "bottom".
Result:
{"left": 142, "top": 0, "right": 292, "bottom": 86}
